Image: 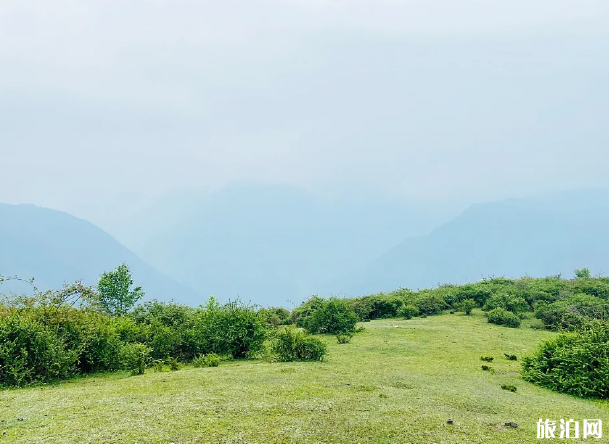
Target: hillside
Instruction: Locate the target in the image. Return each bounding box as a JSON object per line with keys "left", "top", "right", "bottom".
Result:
{"left": 0, "top": 203, "right": 200, "bottom": 304}
{"left": 329, "top": 189, "right": 609, "bottom": 295}
{"left": 2, "top": 314, "right": 606, "bottom": 443}
{"left": 106, "top": 183, "right": 460, "bottom": 307}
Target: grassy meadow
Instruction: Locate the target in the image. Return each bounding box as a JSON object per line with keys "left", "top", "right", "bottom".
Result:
{"left": 2, "top": 311, "right": 607, "bottom": 444}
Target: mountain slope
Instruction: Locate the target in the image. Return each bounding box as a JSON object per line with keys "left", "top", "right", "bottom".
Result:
{"left": 0, "top": 203, "right": 200, "bottom": 304}
{"left": 331, "top": 189, "right": 609, "bottom": 295}
{"left": 107, "top": 183, "right": 461, "bottom": 307}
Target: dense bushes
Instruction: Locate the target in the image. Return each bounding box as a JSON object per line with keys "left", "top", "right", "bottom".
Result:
{"left": 522, "top": 321, "right": 609, "bottom": 398}
{"left": 120, "top": 343, "right": 151, "bottom": 375}
{"left": 192, "top": 299, "right": 268, "bottom": 358}
{"left": 270, "top": 327, "right": 327, "bottom": 362}
{"left": 486, "top": 308, "right": 521, "bottom": 328}
{"left": 397, "top": 304, "right": 419, "bottom": 319}
{"left": 0, "top": 314, "right": 76, "bottom": 386}
{"left": 535, "top": 294, "right": 609, "bottom": 331}
{"left": 0, "top": 293, "right": 268, "bottom": 387}
{"left": 303, "top": 298, "right": 359, "bottom": 334}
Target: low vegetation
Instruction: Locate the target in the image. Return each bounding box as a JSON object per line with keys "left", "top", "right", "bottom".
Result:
{"left": 3, "top": 265, "right": 609, "bottom": 405}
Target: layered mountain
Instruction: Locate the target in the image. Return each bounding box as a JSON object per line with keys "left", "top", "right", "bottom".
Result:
{"left": 107, "top": 183, "right": 461, "bottom": 307}
{"left": 330, "top": 189, "right": 609, "bottom": 296}
{"left": 0, "top": 203, "right": 200, "bottom": 304}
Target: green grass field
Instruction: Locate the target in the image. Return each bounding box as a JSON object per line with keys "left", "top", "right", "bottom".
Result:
{"left": 2, "top": 312, "right": 607, "bottom": 443}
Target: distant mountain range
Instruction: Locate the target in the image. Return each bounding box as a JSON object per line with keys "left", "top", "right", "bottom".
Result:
{"left": 327, "top": 189, "right": 609, "bottom": 296}
{"left": 3, "top": 187, "right": 609, "bottom": 308}
{"left": 106, "top": 183, "right": 460, "bottom": 307}
{"left": 0, "top": 203, "right": 199, "bottom": 304}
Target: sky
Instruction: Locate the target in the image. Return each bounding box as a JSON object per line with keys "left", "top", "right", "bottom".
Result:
{"left": 1, "top": 0, "right": 608, "bottom": 228}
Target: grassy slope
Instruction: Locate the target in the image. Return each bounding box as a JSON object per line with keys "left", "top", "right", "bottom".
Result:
{"left": 1, "top": 312, "right": 607, "bottom": 444}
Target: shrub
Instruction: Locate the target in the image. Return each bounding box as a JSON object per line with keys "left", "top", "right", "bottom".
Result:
{"left": 535, "top": 294, "right": 609, "bottom": 331}
{"left": 270, "top": 327, "right": 327, "bottom": 362}
{"left": 120, "top": 343, "right": 151, "bottom": 376}
{"left": 193, "top": 353, "right": 221, "bottom": 368}
{"left": 168, "top": 357, "right": 180, "bottom": 371}
{"left": 336, "top": 333, "right": 353, "bottom": 344}
{"left": 504, "top": 354, "right": 517, "bottom": 361}
{"left": 152, "top": 359, "right": 166, "bottom": 372}
{"left": 457, "top": 299, "right": 477, "bottom": 315}
{"left": 487, "top": 308, "right": 521, "bottom": 328}
{"left": 480, "top": 356, "right": 494, "bottom": 362}
{"left": 501, "top": 385, "right": 517, "bottom": 392}
{"left": 483, "top": 293, "right": 530, "bottom": 314}
{"left": 522, "top": 321, "right": 609, "bottom": 398}
{"left": 0, "top": 315, "right": 77, "bottom": 387}
{"left": 366, "top": 295, "right": 404, "bottom": 319}
{"left": 258, "top": 307, "right": 292, "bottom": 327}
{"left": 304, "top": 298, "right": 359, "bottom": 334}
{"left": 481, "top": 365, "right": 494, "bottom": 373}
{"left": 193, "top": 298, "right": 268, "bottom": 359}
{"left": 292, "top": 296, "right": 326, "bottom": 327}
{"left": 397, "top": 305, "right": 419, "bottom": 320}
{"left": 414, "top": 294, "right": 448, "bottom": 316}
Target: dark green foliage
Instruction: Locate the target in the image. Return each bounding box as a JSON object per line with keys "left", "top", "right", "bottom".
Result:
{"left": 501, "top": 384, "right": 517, "bottom": 392}
{"left": 414, "top": 293, "right": 448, "bottom": 316}
{"left": 447, "top": 284, "right": 493, "bottom": 306}
{"left": 522, "top": 321, "right": 609, "bottom": 398}
{"left": 0, "top": 314, "right": 77, "bottom": 387}
{"left": 483, "top": 293, "right": 530, "bottom": 314}
{"left": 152, "top": 359, "right": 166, "bottom": 372}
{"left": 487, "top": 308, "right": 521, "bottom": 328}
{"left": 336, "top": 333, "right": 353, "bottom": 344}
{"left": 258, "top": 307, "right": 292, "bottom": 327}
{"left": 575, "top": 267, "right": 591, "bottom": 279}
{"left": 457, "top": 299, "right": 477, "bottom": 315}
{"left": 481, "top": 365, "right": 494, "bottom": 372}
{"left": 304, "top": 298, "right": 359, "bottom": 334}
{"left": 480, "top": 356, "right": 494, "bottom": 362}
{"left": 270, "top": 327, "right": 327, "bottom": 362}
{"left": 504, "top": 354, "right": 517, "bottom": 361}
{"left": 292, "top": 295, "right": 326, "bottom": 327}
{"left": 193, "top": 298, "right": 268, "bottom": 358}
{"left": 535, "top": 294, "right": 609, "bottom": 331}
{"left": 96, "top": 264, "right": 144, "bottom": 316}
{"left": 120, "top": 342, "right": 151, "bottom": 376}
{"left": 397, "top": 304, "right": 419, "bottom": 320}
{"left": 168, "top": 357, "right": 180, "bottom": 371}
{"left": 366, "top": 295, "right": 404, "bottom": 319}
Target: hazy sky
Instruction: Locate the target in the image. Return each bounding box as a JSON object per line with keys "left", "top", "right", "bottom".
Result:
{"left": 1, "top": 0, "right": 608, "bottom": 226}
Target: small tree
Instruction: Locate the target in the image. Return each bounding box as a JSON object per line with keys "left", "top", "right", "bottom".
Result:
{"left": 457, "top": 299, "right": 477, "bottom": 315}
{"left": 575, "top": 268, "right": 591, "bottom": 279}
{"left": 97, "top": 264, "right": 144, "bottom": 316}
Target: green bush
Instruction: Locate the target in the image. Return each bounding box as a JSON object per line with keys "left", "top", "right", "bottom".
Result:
{"left": 483, "top": 293, "right": 530, "bottom": 314}
{"left": 535, "top": 294, "right": 609, "bottom": 331}
{"left": 414, "top": 294, "right": 448, "bottom": 316}
{"left": 487, "top": 308, "right": 521, "bottom": 328}
{"left": 120, "top": 343, "right": 151, "bottom": 376}
{"left": 397, "top": 304, "right": 420, "bottom": 320}
{"left": 270, "top": 327, "right": 327, "bottom": 362}
{"left": 304, "top": 298, "right": 359, "bottom": 334}
{"left": 192, "top": 353, "right": 221, "bottom": 368}
{"left": 336, "top": 333, "right": 353, "bottom": 344}
{"left": 456, "top": 299, "right": 477, "bottom": 315}
{"left": 522, "top": 321, "right": 609, "bottom": 398}
{"left": 258, "top": 307, "right": 292, "bottom": 327}
{"left": 0, "top": 315, "right": 77, "bottom": 387}
{"left": 501, "top": 384, "right": 517, "bottom": 392}
{"left": 192, "top": 299, "right": 268, "bottom": 359}
{"left": 366, "top": 295, "right": 404, "bottom": 319}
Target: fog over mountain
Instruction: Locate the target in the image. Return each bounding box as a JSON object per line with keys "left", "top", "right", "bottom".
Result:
{"left": 0, "top": 203, "right": 199, "bottom": 304}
